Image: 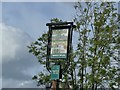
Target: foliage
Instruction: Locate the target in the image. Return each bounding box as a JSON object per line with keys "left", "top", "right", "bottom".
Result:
{"left": 27, "top": 32, "right": 49, "bottom": 86}
{"left": 74, "top": 2, "right": 119, "bottom": 89}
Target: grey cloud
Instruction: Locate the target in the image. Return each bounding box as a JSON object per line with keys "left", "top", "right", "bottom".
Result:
{"left": 1, "top": 23, "right": 42, "bottom": 88}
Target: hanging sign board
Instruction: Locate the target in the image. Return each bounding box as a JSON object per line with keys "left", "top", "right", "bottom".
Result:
{"left": 46, "top": 22, "right": 74, "bottom": 62}
{"left": 46, "top": 22, "right": 75, "bottom": 73}
{"left": 50, "top": 29, "right": 68, "bottom": 59}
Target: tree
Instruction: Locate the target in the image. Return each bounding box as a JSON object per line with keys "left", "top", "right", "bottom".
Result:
{"left": 27, "top": 18, "right": 77, "bottom": 89}
{"left": 28, "top": 2, "right": 119, "bottom": 90}
{"left": 74, "top": 2, "right": 119, "bottom": 89}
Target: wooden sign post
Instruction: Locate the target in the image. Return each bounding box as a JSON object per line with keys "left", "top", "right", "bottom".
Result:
{"left": 46, "top": 22, "right": 76, "bottom": 89}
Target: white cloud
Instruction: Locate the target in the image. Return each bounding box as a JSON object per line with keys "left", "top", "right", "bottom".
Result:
{"left": 18, "top": 80, "right": 38, "bottom": 88}
{"left": 2, "top": 79, "right": 37, "bottom": 88}
{"left": 2, "top": 24, "right": 20, "bottom": 62}
{"left": 1, "top": 23, "right": 42, "bottom": 88}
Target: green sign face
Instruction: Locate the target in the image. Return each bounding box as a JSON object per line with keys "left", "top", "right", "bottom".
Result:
{"left": 51, "top": 65, "right": 60, "bottom": 80}
{"left": 50, "top": 29, "right": 68, "bottom": 59}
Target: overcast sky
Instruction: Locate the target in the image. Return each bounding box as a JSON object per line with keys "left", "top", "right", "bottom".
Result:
{"left": 1, "top": 0, "right": 119, "bottom": 89}
{"left": 1, "top": 1, "right": 76, "bottom": 88}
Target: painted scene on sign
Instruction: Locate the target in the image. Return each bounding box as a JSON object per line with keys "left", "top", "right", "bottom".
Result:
{"left": 50, "top": 29, "right": 68, "bottom": 58}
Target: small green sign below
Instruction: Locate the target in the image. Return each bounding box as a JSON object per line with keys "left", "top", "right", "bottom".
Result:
{"left": 51, "top": 65, "right": 60, "bottom": 80}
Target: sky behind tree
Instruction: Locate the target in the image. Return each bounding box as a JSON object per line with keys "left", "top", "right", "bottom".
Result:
{"left": 1, "top": 0, "right": 119, "bottom": 88}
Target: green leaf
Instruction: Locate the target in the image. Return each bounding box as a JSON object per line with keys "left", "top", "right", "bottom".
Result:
{"left": 32, "top": 75, "right": 37, "bottom": 80}
{"left": 100, "top": 69, "right": 106, "bottom": 75}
